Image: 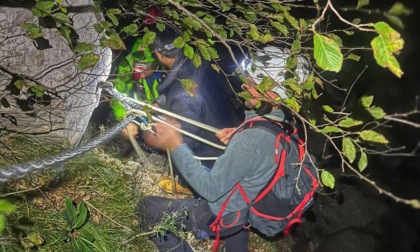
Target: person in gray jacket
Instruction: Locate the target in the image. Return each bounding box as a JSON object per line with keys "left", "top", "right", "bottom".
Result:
{"left": 136, "top": 82, "right": 309, "bottom": 251}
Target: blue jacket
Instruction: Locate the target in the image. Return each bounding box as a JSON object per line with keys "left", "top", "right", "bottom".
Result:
{"left": 156, "top": 56, "right": 244, "bottom": 166}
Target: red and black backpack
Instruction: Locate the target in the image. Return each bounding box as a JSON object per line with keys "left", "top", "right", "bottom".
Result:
{"left": 209, "top": 116, "right": 320, "bottom": 251}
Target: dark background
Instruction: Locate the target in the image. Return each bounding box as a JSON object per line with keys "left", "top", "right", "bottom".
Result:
{"left": 293, "top": 1, "right": 420, "bottom": 252}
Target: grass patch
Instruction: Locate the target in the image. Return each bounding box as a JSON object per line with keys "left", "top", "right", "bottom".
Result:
{"left": 0, "top": 135, "right": 153, "bottom": 251}
{"left": 0, "top": 135, "right": 289, "bottom": 252}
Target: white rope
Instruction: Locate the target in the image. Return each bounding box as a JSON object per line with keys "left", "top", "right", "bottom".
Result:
{"left": 122, "top": 97, "right": 220, "bottom": 133}
{"left": 127, "top": 109, "right": 226, "bottom": 151}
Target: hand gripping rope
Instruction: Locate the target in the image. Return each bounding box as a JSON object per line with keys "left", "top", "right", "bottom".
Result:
{"left": 0, "top": 81, "right": 226, "bottom": 183}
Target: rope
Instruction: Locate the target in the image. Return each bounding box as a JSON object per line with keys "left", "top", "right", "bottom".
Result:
{"left": 0, "top": 81, "right": 226, "bottom": 183}
{"left": 0, "top": 117, "right": 132, "bottom": 184}
{"left": 127, "top": 109, "right": 226, "bottom": 150}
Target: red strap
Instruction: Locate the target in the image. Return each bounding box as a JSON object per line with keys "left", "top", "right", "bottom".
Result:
{"left": 211, "top": 225, "right": 221, "bottom": 252}
{"left": 254, "top": 149, "right": 286, "bottom": 202}
{"left": 283, "top": 218, "right": 302, "bottom": 235}
{"left": 210, "top": 183, "right": 241, "bottom": 252}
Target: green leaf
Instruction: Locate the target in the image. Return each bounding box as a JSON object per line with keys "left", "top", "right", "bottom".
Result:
{"left": 22, "top": 23, "right": 43, "bottom": 39}
{"left": 313, "top": 34, "right": 343, "bottom": 72}
{"left": 284, "top": 97, "right": 300, "bottom": 112}
{"left": 0, "top": 200, "right": 16, "bottom": 215}
{"left": 371, "top": 22, "right": 404, "bottom": 78}
{"left": 75, "top": 42, "right": 96, "bottom": 53}
{"left": 192, "top": 53, "right": 202, "bottom": 68}
{"left": 367, "top": 107, "right": 385, "bottom": 119}
{"left": 29, "top": 85, "right": 46, "bottom": 98}
{"left": 291, "top": 39, "right": 301, "bottom": 54}
{"left": 52, "top": 13, "right": 71, "bottom": 25}
{"left": 284, "top": 10, "right": 299, "bottom": 29}
{"left": 302, "top": 78, "right": 315, "bottom": 90}
{"left": 358, "top": 151, "right": 368, "bottom": 172}
{"left": 107, "top": 8, "right": 122, "bottom": 15}
{"left": 259, "top": 33, "right": 275, "bottom": 44}
{"left": 283, "top": 78, "right": 302, "bottom": 95}
{"left": 14, "top": 79, "right": 26, "bottom": 90}
{"left": 123, "top": 24, "right": 138, "bottom": 35}
{"left": 342, "top": 137, "right": 356, "bottom": 163}
{"left": 321, "top": 170, "right": 335, "bottom": 189}
{"left": 203, "top": 14, "right": 216, "bottom": 25}
{"left": 184, "top": 44, "right": 194, "bottom": 60}
{"left": 32, "top": 1, "right": 54, "bottom": 17}
{"left": 214, "top": 26, "right": 227, "bottom": 39}
{"left": 221, "top": 1, "right": 231, "bottom": 12}
{"left": 179, "top": 79, "right": 198, "bottom": 97}
{"left": 257, "top": 76, "right": 276, "bottom": 92}
{"left": 347, "top": 53, "right": 361, "bottom": 61}
{"left": 352, "top": 18, "right": 361, "bottom": 25}
{"left": 356, "top": 0, "right": 369, "bottom": 9}
{"left": 270, "top": 21, "right": 288, "bottom": 36}
{"left": 93, "top": 23, "right": 104, "bottom": 33}
{"left": 100, "top": 33, "right": 125, "bottom": 50}
{"left": 28, "top": 232, "right": 44, "bottom": 245}
{"left": 100, "top": 21, "right": 113, "bottom": 31}
{"left": 388, "top": 2, "right": 413, "bottom": 16}
{"left": 74, "top": 202, "right": 88, "bottom": 229}
{"left": 360, "top": 95, "right": 373, "bottom": 108}
{"left": 78, "top": 53, "right": 100, "bottom": 71}
{"left": 249, "top": 24, "right": 259, "bottom": 40}
{"left": 173, "top": 36, "right": 185, "bottom": 48}
{"left": 338, "top": 118, "right": 363, "bottom": 128}
{"left": 184, "top": 30, "right": 192, "bottom": 42}
{"left": 0, "top": 215, "right": 5, "bottom": 234}
{"left": 327, "top": 33, "right": 343, "bottom": 47}
{"left": 238, "top": 90, "right": 252, "bottom": 100}
{"left": 208, "top": 47, "right": 219, "bottom": 59}
{"left": 211, "top": 64, "right": 220, "bottom": 73}
{"left": 384, "top": 14, "right": 404, "bottom": 29}
{"left": 359, "top": 130, "right": 389, "bottom": 144}
{"left": 320, "top": 126, "right": 342, "bottom": 134}
{"left": 287, "top": 56, "right": 298, "bottom": 70}
{"left": 57, "top": 26, "right": 72, "bottom": 44}
{"left": 199, "top": 45, "right": 211, "bottom": 61}
{"left": 64, "top": 197, "right": 77, "bottom": 227}
{"left": 409, "top": 200, "right": 420, "bottom": 209}
{"left": 343, "top": 30, "right": 355, "bottom": 36}
{"left": 322, "top": 105, "right": 334, "bottom": 113}
{"left": 156, "top": 23, "right": 166, "bottom": 32}
{"left": 183, "top": 17, "right": 201, "bottom": 30}
{"left": 107, "top": 13, "right": 118, "bottom": 26}
{"left": 142, "top": 32, "right": 156, "bottom": 46}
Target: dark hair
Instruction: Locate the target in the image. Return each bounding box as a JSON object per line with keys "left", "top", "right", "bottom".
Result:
{"left": 149, "top": 26, "right": 183, "bottom": 59}
{"left": 255, "top": 101, "right": 274, "bottom": 116}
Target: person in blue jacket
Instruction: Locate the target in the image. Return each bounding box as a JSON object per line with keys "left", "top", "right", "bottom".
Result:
{"left": 142, "top": 26, "right": 244, "bottom": 195}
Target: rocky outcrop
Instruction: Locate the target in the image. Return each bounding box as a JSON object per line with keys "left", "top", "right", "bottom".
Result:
{"left": 0, "top": 0, "right": 112, "bottom": 145}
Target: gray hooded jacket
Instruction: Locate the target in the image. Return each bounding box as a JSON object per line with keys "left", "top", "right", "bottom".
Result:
{"left": 171, "top": 108, "right": 301, "bottom": 215}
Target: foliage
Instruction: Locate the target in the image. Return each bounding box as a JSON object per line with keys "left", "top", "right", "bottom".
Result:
{"left": 0, "top": 136, "right": 153, "bottom": 251}
{"left": 15, "top": 0, "right": 420, "bottom": 209}
{"left": 61, "top": 197, "right": 94, "bottom": 251}
{"left": 0, "top": 199, "right": 16, "bottom": 234}
{"left": 153, "top": 209, "right": 188, "bottom": 238}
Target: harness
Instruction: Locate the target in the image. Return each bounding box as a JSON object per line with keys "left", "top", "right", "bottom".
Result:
{"left": 209, "top": 117, "right": 319, "bottom": 252}
{"left": 134, "top": 73, "right": 161, "bottom": 104}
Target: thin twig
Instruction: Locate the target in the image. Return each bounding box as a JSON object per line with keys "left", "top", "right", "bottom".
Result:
{"left": 84, "top": 201, "right": 131, "bottom": 230}
{"left": 0, "top": 186, "right": 42, "bottom": 197}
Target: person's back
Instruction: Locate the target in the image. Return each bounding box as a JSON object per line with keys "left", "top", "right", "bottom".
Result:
{"left": 150, "top": 27, "right": 243, "bottom": 167}
{"left": 161, "top": 56, "right": 242, "bottom": 161}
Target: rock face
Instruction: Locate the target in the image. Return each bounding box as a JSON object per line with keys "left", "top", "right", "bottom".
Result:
{"left": 0, "top": 0, "right": 112, "bottom": 145}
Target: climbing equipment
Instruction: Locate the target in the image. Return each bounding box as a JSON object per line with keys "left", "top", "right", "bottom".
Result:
{"left": 209, "top": 117, "right": 319, "bottom": 252}
{"left": 0, "top": 81, "right": 226, "bottom": 183}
